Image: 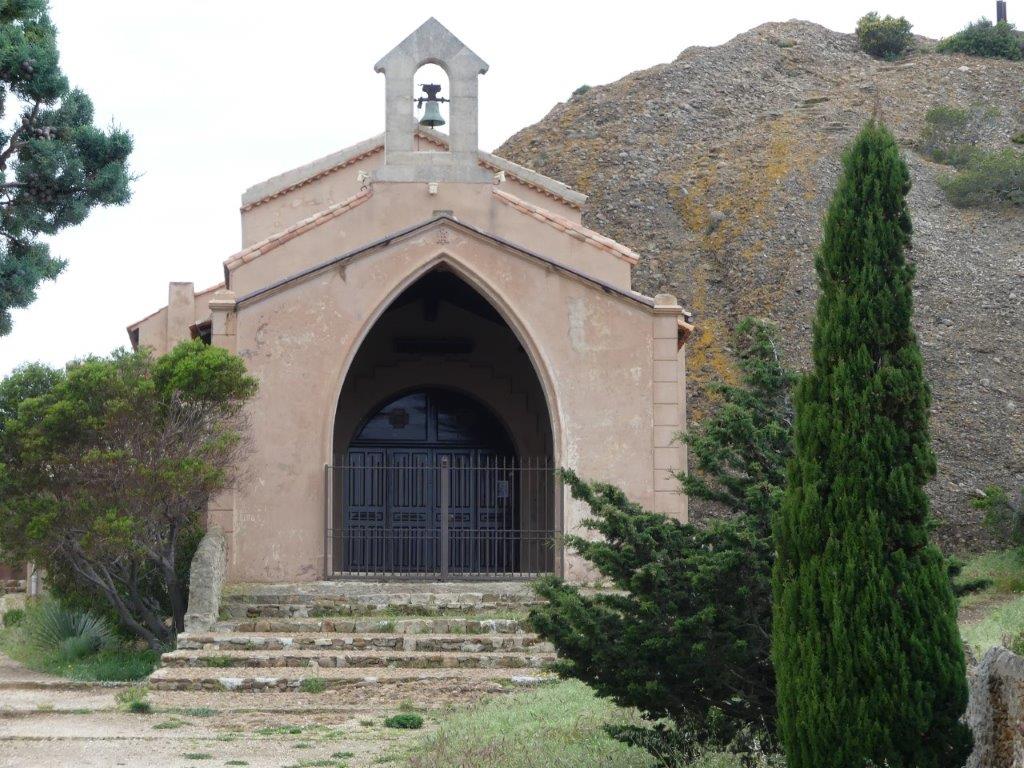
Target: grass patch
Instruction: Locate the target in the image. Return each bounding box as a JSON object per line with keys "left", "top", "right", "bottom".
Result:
{"left": 0, "top": 621, "right": 158, "bottom": 682}
{"left": 203, "top": 655, "right": 234, "bottom": 668}
{"left": 115, "top": 685, "right": 151, "bottom": 714}
{"left": 384, "top": 713, "right": 424, "bottom": 730}
{"left": 957, "top": 550, "right": 1024, "bottom": 603}
{"left": 153, "top": 719, "right": 188, "bottom": 730}
{"left": 957, "top": 550, "right": 1024, "bottom": 655}
{"left": 256, "top": 724, "right": 303, "bottom": 736}
{"left": 225, "top": 762, "right": 249, "bottom": 766}
{"left": 182, "top": 754, "right": 213, "bottom": 761}
{"left": 399, "top": 680, "right": 654, "bottom": 767}
{"left": 299, "top": 677, "right": 327, "bottom": 694}
{"left": 182, "top": 706, "right": 217, "bottom": 717}
{"left": 962, "top": 596, "right": 1024, "bottom": 655}
{"left": 397, "top": 681, "right": 758, "bottom": 767}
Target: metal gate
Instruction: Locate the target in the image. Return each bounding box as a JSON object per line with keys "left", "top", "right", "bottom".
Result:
{"left": 324, "top": 455, "right": 560, "bottom": 579}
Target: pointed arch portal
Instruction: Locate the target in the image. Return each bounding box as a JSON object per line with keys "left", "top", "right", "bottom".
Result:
{"left": 327, "top": 267, "right": 559, "bottom": 578}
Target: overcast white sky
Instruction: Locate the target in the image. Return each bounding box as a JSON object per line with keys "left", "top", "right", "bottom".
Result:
{"left": 0, "top": 0, "right": 1000, "bottom": 376}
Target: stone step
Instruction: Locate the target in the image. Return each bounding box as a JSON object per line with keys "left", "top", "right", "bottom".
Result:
{"left": 148, "top": 665, "right": 554, "bottom": 692}
{"left": 159, "top": 647, "right": 555, "bottom": 670}
{"left": 177, "top": 632, "right": 553, "bottom": 653}
{"left": 217, "top": 616, "right": 531, "bottom": 634}
{"left": 220, "top": 580, "right": 542, "bottom": 619}
{"left": 222, "top": 603, "right": 535, "bottom": 620}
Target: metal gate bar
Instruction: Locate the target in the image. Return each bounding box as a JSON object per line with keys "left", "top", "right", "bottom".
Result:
{"left": 323, "top": 455, "right": 561, "bottom": 580}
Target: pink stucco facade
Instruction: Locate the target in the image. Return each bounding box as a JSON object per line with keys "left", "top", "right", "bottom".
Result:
{"left": 128, "top": 20, "right": 691, "bottom": 584}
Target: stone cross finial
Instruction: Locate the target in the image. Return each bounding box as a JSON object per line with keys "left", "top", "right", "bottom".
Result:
{"left": 374, "top": 18, "right": 492, "bottom": 183}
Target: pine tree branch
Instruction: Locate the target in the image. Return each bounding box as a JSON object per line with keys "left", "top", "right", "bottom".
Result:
{"left": 0, "top": 99, "right": 41, "bottom": 171}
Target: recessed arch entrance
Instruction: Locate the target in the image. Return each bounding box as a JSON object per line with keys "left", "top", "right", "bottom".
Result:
{"left": 327, "top": 266, "right": 559, "bottom": 579}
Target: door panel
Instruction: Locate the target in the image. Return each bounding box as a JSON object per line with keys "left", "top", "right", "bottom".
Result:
{"left": 341, "top": 449, "right": 386, "bottom": 571}
{"left": 343, "top": 389, "right": 518, "bottom": 574}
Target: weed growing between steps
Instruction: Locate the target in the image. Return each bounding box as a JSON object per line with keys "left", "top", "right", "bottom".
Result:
{"left": 299, "top": 677, "right": 328, "bottom": 694}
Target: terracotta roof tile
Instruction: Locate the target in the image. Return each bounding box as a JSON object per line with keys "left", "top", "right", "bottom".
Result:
{"left": 225, "top": 187, "right": 374, "bottom": 271}
{"left": 492, "top": 187, "right": 640, "bottom": 265}
{"left": 240, "top": 146, "right": 382, "bottom": 212}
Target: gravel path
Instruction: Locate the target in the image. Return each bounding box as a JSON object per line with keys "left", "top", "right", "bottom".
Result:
{"left": 0, "top": 651, "right": 452, "bottom": 768}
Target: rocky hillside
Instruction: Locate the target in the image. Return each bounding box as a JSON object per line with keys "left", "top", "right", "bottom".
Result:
{"left": 498, "top": 21, "right": 1024, "bottom": 550}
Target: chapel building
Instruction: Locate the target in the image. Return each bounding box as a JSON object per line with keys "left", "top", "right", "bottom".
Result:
{"left": 128, "top": 19, "right": 693, "bottom": 584}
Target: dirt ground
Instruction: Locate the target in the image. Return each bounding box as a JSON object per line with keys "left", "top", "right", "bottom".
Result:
{"left": 0, "top": 652, "right": 501, "bottom": 768}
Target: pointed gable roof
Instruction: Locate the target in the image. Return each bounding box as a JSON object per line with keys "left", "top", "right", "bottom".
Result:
{"left": 374, "top": 17, "right": 488, "bottom": 76}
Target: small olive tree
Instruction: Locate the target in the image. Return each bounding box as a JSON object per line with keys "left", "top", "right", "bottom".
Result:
{"left": 0, "top": 341, "right": 257, "bottom": 648}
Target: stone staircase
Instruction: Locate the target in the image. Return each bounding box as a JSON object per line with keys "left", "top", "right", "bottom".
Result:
{"left": 149, "top": 581, "right": 555, "bottom": 693}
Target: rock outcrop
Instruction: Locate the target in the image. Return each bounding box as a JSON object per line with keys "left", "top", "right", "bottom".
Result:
{"left": 968, "top": 646, "right": 1024, "bottom": 767}
{"left": 498, "top": 20, "right": 1024, "bottom": 550}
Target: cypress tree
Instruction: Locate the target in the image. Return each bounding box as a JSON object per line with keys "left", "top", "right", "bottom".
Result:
{"left": 771, "top": 121, "right": 972, "bottom": 768}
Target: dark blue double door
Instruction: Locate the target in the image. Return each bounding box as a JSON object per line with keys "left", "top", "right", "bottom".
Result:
{"left": 341, "top": 447, "right": 517, "bottom": 574}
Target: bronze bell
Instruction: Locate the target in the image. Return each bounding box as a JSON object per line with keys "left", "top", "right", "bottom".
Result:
{"left": 416, "top": 83, "right": 448, "bottom": 128}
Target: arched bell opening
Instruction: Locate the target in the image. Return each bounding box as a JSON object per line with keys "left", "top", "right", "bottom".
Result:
{"left": 413, "top": 62, "right": 450, "bottom": 136}
{"left": 328, "top": 267, "right": 557, "bottom": 579}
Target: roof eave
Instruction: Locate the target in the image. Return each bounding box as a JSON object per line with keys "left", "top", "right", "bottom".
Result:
{"left": 240, "top": 124, "right": 586, "bottom": 213}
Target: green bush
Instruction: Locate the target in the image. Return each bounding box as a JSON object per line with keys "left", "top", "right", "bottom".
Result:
{"left": 2, "top": 608, "right": 24, "bottom": 627}
{"left": 0, "top": 341, "right": 256, "bottom": 649}
{"left": 856, "top": 12, "right": 914, "bottom": 59}
{"left": 532, "top": 471, "right": 775, "bottom": 750}
{"left": 918, "top": 106, "right": 979, "bottom": 167}
{"left": 941, "top": 148, "right": 1024, "bottom": 207}
{"left": 937, "top": 18, "right": 1023, "bottom": 60}
{"left": 24, "top": 600, "right": 113, "bottom": 661}
{"left": 385, "top": 713, "right": 424, "bottom": 729}
{"left": 974, "top": 485, "right": 1024, "bottom": 547}
{"left": 1012, "top": 132, "right": 1024, "bottom": 145}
